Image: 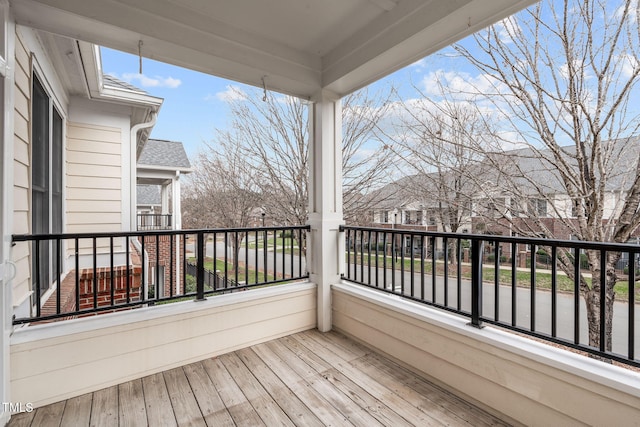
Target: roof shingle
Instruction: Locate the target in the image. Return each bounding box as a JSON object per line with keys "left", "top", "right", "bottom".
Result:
{"left": 138, "top": 138, "right": 192, "bottom": 169}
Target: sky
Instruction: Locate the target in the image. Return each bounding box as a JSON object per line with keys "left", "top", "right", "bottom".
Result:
{"left": 100, "top": 45, "right": 461, "bottom": 159}
{"left": 100, "top": 0, "right": 640, "bottom": 162}
{"left": 101, "top": 47, "right": 244, "bottom": 158}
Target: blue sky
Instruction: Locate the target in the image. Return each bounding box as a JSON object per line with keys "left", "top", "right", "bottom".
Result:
{"left": 100, "top": 46, "right": 456, "bottom": 158}
{"left": 102, "top": 47, "right": 252, "bottom": 157}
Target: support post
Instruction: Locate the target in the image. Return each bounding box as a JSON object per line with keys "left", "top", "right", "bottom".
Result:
{"left": 469, "top": 239, "right": 484, "bottom": 328}
{"left": 308, "top": 90, "right": 344, "bottom": 333}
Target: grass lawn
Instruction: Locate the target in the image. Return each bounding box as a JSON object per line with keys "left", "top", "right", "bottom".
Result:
{"left": 348, "top": 251, "right": 640, "bottom": 302}
{"left": 189, "top": 257, "right": 277, "bottom": 285}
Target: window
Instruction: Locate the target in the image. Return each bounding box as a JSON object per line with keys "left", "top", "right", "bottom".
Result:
{"left": 416, "top": 211, "right": 423, "bottom": 225}
{"left": 32, "top": 75, "right": 63, "bottom": 296}
{"left": 528, "top": 198, "right": 547, "bottom": 217}
{"left": 509, "top": 196, "right": 524, "bottom": 217}
{"left": 383, "top": 211, "right": 388, "bottom": 223}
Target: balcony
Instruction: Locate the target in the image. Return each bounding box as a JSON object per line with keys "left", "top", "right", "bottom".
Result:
{"left": 8, "top": 329, "right": 509, "bottom": 426}
{"left": 7, "top": 225, "right": 640, "bottom": 425}
{"left": 137, "top": 213, "right": 173, "bottom": 231}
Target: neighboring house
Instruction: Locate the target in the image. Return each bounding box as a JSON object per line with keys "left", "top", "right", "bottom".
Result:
{"left": 136, "top": 139, "right": 192, "bottom": 297}
{"left": 136, "top": 138, "right": 193, "bottom": 231}
{"left": 370, "top": 173, "right": 473, "bottom": 255}
{"left": 136, "top": 184, "right": 162, "bottom": 216}
{"left": 372, "top": 142, "right": 640, "bottom": 261}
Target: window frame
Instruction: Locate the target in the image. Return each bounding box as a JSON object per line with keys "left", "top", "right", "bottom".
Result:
{"left": 31, "top": 71, "right": 65, "bottom": 297}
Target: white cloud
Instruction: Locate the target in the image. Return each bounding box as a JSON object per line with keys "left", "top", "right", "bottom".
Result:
{"left": 420, "top": 69, "right": 509, "bottom": 103}
{"left": 492, "top": 17, "right": 521, "bottom": 44}
{"left": 618, "top": 53, "right": 640, "bottom": 79}
{"left": 410, "top": 58, "right": 428, "bottom": 69}
{"left": 120, "top": 73, "right": 182, "bottom": 88}
{"left": 214, "top": 85, "right": 247, "bottom": 102}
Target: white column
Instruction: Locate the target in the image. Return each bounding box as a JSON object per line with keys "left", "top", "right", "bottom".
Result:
{"left": 1, "top": 5, "right": 14, "bottom": 425}
{"left": 308, "top": 90, "right": 344, "bottom": 332}
{"left": 161, "top": 183, "right": 169, "bottom": 215}
{"left": 173, "top": 172, "right": 182, "bottom": 293}
{"left": 172, "top": 172, "right": 181, "bottom": 230}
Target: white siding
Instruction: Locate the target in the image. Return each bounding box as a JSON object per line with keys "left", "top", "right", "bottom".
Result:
{"left": 10, "top": 283, "right": 317, "bottom": 408}
{"left": 66, "top": 121, "right": 122, "bottom": 233}
{"left": 11, "top": 29, "right": 31, "bottom": 309}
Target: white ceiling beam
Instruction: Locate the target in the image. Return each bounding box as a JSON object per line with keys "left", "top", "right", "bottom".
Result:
{"left": 322, "top": 0, "right": 538, "bottom": 96}
{"left": 13, "top": 0, "right": 322, "bottom": 98}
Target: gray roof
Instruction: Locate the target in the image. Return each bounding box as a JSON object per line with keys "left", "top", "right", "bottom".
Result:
{"left": 482, "top": 137, "right": 640, "bottom": 195}
{"left": 137, "top": 184, "right": 161, "bottom": 206}
{"left": 374, "top": 136, "right": 640, "bottom": 203}
{"left": 138, "top": 139, "right": 192, "bottom": 170}
{"left": 103, "top": 74, "right": 147, "bottom": 93}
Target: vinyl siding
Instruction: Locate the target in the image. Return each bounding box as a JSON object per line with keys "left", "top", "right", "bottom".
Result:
{"left": 10, "top": 283, "right": 317, "bottom": 408}
{"left": 11, "top": 29, "right": 31, "bottom": 308}
{"left": 66, "top": 121, "right": 122, "bottom": 234}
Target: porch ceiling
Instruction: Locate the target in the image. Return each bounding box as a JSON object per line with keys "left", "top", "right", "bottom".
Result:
{"left": 13, "top": 0, "right": 537, "bottom": 98}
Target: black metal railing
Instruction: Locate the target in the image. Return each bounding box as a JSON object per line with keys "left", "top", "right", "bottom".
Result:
{"left": 137, "top": 213, "right": 172, "bottom": 230}
{"left": 341, "top": 225, "right": 640, "bottom": 368}
{"left": 12, "top": 225, "right": 309, "bottom": 324}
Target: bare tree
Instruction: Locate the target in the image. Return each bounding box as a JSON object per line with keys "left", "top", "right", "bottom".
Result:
{"left": 213, "top": 86, "right": 394, "bottom": 230}
{"left": 381, "top": 85, "right": 497, "bottom": 261}
{"left": 182, "top": 140, "right": 263, "bottom": 263}
{"left": 452, "top": 0, "right": 640, "bottom": 350}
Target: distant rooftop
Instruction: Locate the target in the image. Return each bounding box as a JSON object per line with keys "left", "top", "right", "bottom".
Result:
{"left": 138, "top": 139, "right": 192, "bottom": 170}
{"left": 137, "top": 184, "right": 161, "bottom": 206}
{"left": 103, "top": 74, "right": 147, "bottom": 94}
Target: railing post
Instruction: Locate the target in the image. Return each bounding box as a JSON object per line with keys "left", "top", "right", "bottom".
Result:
{"left": 469, "top": 238, "right": 484, "bottom": 328}
{"left": 196, "top": 232, "right": 205, "bottom": 301}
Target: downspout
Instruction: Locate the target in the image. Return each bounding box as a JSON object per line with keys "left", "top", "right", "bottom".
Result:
{"left": 130, "top": 112, "right": 157, "bottom": 301}
{"left": 130, "top": 112, "right": 157, "bottom": 231}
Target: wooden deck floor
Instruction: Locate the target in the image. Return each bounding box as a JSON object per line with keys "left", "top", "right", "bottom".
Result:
{"left": 8, "top": 330, "right": 509, "bottom": 427}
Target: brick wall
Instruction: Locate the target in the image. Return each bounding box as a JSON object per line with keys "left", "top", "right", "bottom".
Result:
{"left": 77, "top": 265, "right": 142, "bottom": 310}
{"left": 142, "top": 235, "right": 182, "bottom": 297}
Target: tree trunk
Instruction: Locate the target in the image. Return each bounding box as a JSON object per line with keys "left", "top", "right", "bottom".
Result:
{"left": 583, "top": 259, "right": 617, "bottom": 352}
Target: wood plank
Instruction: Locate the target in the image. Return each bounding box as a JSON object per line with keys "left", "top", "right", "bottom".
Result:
{"left": 118, "top": 379, "right": 148, "bottom": 427}
{"left": 363, "top": 352, "right": 509, "bottom": 427}
{"left": 142, "top": 372, "right": 177, "bottom": 427}
{"left": 300, "top": 330, "right": 365, "bottom": 362}
{"left": 202, "top": 357, "right": 266, "bottom": 426}
{"left": 219, "top": 352, "right": 295, "bottom": 427}
{"left": 90, "top": 386, "right": 118, "bottom": 426}
{"left": 322, "top": 367, "right": 415, "bottom": 427}
{"left": 291, "top": 333, "right": 446, "bottom": 426}
{"left": 279, "top": 335, "right": 332, "bottom": 373}
{"left": 6, "top": 409, "right": 35, "bottom": 427}
{"left": 250, "top": 343, "right": 350, "bottom": 426}
{"left": 265, "top": 339, "right": 384, "bottom": 427}
{"left": 163, "top": 367, "right": 206, "bottom": 427}
{"left": 60, "top": 393, "right": 92, "bottom": 427}
{"left": 324, "top": 331, "right": 371, "bottom": 358}
{"left": 182, "top": 362, "right": 235, "bottom": 427}
{"left": 9, "top": 331, "right": 509, "bottom": 427}
{"left": 235, "top": 347, "right": 324, "bottom": 427}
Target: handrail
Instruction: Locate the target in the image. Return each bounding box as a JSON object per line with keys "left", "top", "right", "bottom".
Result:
{"left": 341, "top": 225, "right": 639, "bottom": 368}
{"left": 12, "top": 225, "right": 310, "bottom": 324}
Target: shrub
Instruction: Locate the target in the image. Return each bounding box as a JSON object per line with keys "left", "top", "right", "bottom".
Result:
{"left": 185, "top": 274, "right": 197, "bottom": 293}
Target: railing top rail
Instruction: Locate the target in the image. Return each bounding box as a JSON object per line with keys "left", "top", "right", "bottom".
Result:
{"left": 12, "top": 224, "right": 311, "bottom": 242}
{"left": 340, "top": 225, "right": 640, "bottom": 252}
